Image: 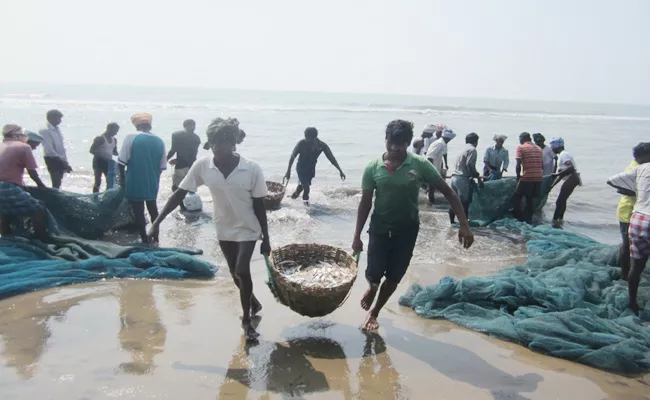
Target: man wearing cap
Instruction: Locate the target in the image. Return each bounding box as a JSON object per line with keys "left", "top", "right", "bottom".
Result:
{"left": 39, "top": 109, "right": 71, "bottom": 189}
{"left": 25, "top": 131, "right": 44, "bottom": 151}
{"left": 0, "top": 124, "right": 48, "bottom": 239}
{"left": 118, "top": 113, "right": 167, "bottom": 244}
{"left": 425, "top": 129, "right": 456, "bottom": 203}
{"left": 483, "top": 135, "right": 509, "bottom": 181}
{"left": 514, "top": 132, "right": 543, "bottom": 224}
{"left": 420, "top": 124, "right": 436, "bottom": 156}
{"left": 449, "top": 133, "right": 483, "bottom": 224}
{"left": 533, "top": 133, "right": 557, "bottom": 176}
{"left": 549, "top": 137, "right": 580, "bottom": 226}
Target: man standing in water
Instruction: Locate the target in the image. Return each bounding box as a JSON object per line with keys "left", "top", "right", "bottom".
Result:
{"left": 149, "top": 118, "right": 270, "bottom": 340}
{"left": 118, "top": 113, "right": 167, "bottom": 244}
{"left": 425, "top": 129, "right": 456, "bottom": 203}
{"left": 352, "top": 119, "right": 474, "bottom": 331}
{"left": 483, "top": 135, "right": 509, "bottom": 180}
{"left": 167, "top": 119, "right": 201, "bottom": 193}
{"left": 89, "top": 123, "right": 119, "bottom": 193}
{"left": 513, "top": 132, "right": 543, "bottom": 224}
{"left": 449, "top": 133, "right": 483, "bottom": 224}
{"left": 284, "top": 127, "right": 345, "bottom": 206}
{"left": 39, "top": 109, "right": 72, "bottom": 189}
{"left": 533, "top": 133, "right": 556, "bottom": 176}
{"left": 607, "top": 143, "right": 650, "bottom": 314}
{"left": 549, "top": 137, "right": 580, "bottom": 226}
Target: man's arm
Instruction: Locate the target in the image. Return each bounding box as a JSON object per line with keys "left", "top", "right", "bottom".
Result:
{"left": 432, "top": 178, "right": 474, "bottom": 248}
{"left": 27, "top": 169, "right": 46, "bottom": 189}
{"left": 516, "top": 159, "right": 522, "bottom": 180}
{"left": 89, "top": 136, "right": 103, "bottom": 155}
{"left": 167, "top": 134, "right": 177, "bottom": 161}
{"left": 352, "top": 189, "right": 373, "bottom": 253}
{"left": 118, "top": 164, "right": 126, "bottom": 186}
{"left": 113, "top": 138, "right": 119, "bottom": 156}
{"left": 284, "top": 142, "right": 301, "bottom": 179}
{"left": 252, "top": 198, "right": 271, "bottom": 255}
{"left": 551, "top": 162, "right": 576, "bottom": 189}
{"left": 443, "top": 154, "right": 448, "bottom": 170}
{"left": 502, "top": 150, "right": 509, "bottom": 172}
{"left": 323, "top": 145, "right": 343, "bottom": 172}
{"left": 148, "top": 189, "right": 189, "bottom": 240}
{"left": 483, "top": 148, "right": 491, "bottom": 171}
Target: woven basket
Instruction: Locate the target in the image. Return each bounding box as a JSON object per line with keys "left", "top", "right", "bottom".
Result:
{"left": 264, "top": 181, "right": 286, "bottom": 209}
{"left": 266, "top": 244, "right": 358, "bottom": 317}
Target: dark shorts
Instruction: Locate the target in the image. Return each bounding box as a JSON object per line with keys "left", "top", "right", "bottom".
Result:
{"left": 366, "top": 226, "right": 419, "bottom": 284}
{"left": 44, "top": 156, "right": 66, "bottom": 173}
{"left": 297, "top": 164, "right": 316, "bottom": 186}
{"left": 515, "top": 181, "right": 541, "bottom": 197}
{"left": 92, "top": 156, "right": 110, "bottom": 174}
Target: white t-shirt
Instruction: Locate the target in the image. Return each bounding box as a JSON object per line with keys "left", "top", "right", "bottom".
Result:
{"left": 541, "top": 145, "right": 556, "bottom": 176}
{"left": 426, "top": 138, "right": 446, "bottom": 172}
{"left": 179, "top": 155, "right": 268, "bottom": 241}
{"left": 423, "top": 137, "right": 435, "bottom": 155}
{"left": 557, "top": 150, "right": 577, "bottom": 181}
{"left": 608, "top": 163, "right": 650, "bottom": 216}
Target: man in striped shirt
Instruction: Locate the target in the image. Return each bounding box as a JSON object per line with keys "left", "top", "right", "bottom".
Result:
{"left": 513, "top": 132, "right": 543, "bottom": 224}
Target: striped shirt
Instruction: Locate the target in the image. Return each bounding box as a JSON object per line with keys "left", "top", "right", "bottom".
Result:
{"left": 515, "top": 141, "right": 543, "bottom": 182}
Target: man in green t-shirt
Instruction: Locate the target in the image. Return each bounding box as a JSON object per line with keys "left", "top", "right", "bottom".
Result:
{"left": 352, "top": 119, "right": 475, "bottom": 331}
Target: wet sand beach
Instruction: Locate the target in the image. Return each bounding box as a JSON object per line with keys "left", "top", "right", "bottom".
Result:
{"left": 1, "top": 201, "right": 650, "bottom": 400}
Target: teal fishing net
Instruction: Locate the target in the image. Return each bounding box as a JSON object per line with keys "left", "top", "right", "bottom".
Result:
{"left": 467, "top": 176, "right": 554, "bottom": 226}
{"left": 399, "top": 220, "right": 650, "bottom": 374}
{"left": 17, "top": 187, "right": 135, "bottom": 239}
{"left": 0, "top": 235, "right": 216, "bottom": 299}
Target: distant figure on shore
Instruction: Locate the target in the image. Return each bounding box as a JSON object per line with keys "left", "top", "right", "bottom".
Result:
{"left": 483, "top": 135, "right": 509, "bottom": 180}
{"left": 607, "top": 142, "right": 650, "bottom": 315}
{"left": 118, "top": 113, "right": 166, "bottom": 244}
{"left": 284, "top": 127, "right": 345, "bottom": 206}
{"left": 351, "top": 119, "right": 474, "bottom": 331}
{"left": 533, "top": 133, "right": 557, "bottom": 176}
{"left": 167, "top": 119, "right": 201, "bottom": 195}
{"left": 449, "top": 133, "right": 483, "bottom": 224}
{"left": 425, "top": 130, "right": 456, "bottom": 203}
{"left": 25, "top": 132, "right": 44, "bottom": 150}
{"left": 549, "top": 138, "right": 580, "bottom": 226}
{"left": 514, "top": 132, "right": 543, "bottom": 224}
{"left": 89, "top": 123, "right": 119, "bottom": 193}
{"left": 149, "top": 117, "right": 270, "bottom": 340}
{"left": 0, "top": 125, "right": 48, "bottom": 240}
{"left": 39, "top": 109, "right": 71, "bottom": 189}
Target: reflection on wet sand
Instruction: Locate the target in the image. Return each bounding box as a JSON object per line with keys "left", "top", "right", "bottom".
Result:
{"left": 357, "top": 333, "right": 406, "bottom": 399}
{"left": 117, "top": 281, "right": 166, "bottom": 375}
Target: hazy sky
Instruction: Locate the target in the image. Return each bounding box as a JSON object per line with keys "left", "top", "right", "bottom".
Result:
{"left": 1, "top": 0, "right": 648, "bottom": 104}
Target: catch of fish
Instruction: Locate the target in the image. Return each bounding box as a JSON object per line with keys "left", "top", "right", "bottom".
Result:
{"left": 277, "top": 260, "right": 355, "bottom": 288}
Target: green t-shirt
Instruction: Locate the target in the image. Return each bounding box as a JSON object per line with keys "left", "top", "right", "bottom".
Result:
{"left": 362, "top": 152, "right": 441, "bottom": 234}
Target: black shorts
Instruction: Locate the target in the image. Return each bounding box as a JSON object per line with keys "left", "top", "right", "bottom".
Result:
{"left": 92, "top": 156, "right": 110, "bottom": 174}
{"left": 44, "top": 156, "right": 67, "bottom": 173}
{"left": 366, "top": 226, "right": 419, "bottom": 284}
{"left": 515, "top": 181, "right": 541, "bottom": 197}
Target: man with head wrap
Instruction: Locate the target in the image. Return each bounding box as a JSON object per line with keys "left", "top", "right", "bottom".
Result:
{"left": 533, "top": 133, "right": 557, "bottom": 176}
{"left": 449, "top": 133, "right": 483, "bottom": 224}
{"left": 149, "top": 117, "right": 271, "bottom": 340}
{"left": 0, "top": 124, "right": 48, "bottom": 239}
{"left": 549, "top": 137, "right": 581, "bottom": 226}
{"left": 425, "top": 129, "right": 456, "bottom": 203}
{"left": 514, "top": 132, "right": 543, "bottom": 224}
{"left": 118, "top": 113, "right": 167, "bottom": 244}
{"left": 483, "top": 135, "right": 509, "bottom": 181}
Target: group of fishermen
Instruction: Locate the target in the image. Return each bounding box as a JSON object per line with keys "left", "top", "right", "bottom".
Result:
{"left": 411, "top": 123, "right": 580, "bottom": 226}
{"left": 0, "top": 111, "right": 648, "bottom": 340}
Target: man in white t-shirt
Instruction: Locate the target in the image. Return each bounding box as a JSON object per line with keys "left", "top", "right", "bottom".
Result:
{"left": 607, "top": 142, "right": 650, "bottom": 314}
{"left": 549, "top": 137, "right": 581, "bottom": 226}
{"left": 149, "top": 117, "right": 270, "bottom": 340}
{"left": 425, "top": 129, "right": 456, "bottom": 203}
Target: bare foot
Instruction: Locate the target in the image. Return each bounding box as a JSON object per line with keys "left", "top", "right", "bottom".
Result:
{"left": 361, "top": 285, "right": 378, "bottom": 311}
{"left": 251, "top": 298, "right": 263, "bottom": 317}
{"left": 243, "top": 322, "right": 259, "bottom": 341}
{"left": 362, "top": 313, "right": 379, "bottom": 331}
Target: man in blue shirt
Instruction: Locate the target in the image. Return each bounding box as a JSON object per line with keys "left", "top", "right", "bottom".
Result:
{"left": 118, "top": 113, "right": 167, "bottom": 244}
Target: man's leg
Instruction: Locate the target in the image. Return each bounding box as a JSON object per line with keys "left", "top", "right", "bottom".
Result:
{"left": 93, "top": 169, "right": 103, "bottom": 193}
{"left": 525, "top": 190, "right": 535, "bottom": 224}
{"left": 628, "top": 257, "right": 648, "bottom": 314}
{"left": 513, "top": 183, "right": 524, "bottom": 222}
{"left": 145, "top": 200, "right": 159, "bottom": 243}
{"left": 619, "top": 223, "right": 631, "bottom": 280}
{"left": 361, "top": 232, "right": 387, "bottom": 312}
{"left": 50, "top": 168, "right": 63, "bottom": 189}
{"left": 233, "top": 241, "right": 258, "bottom": 339}
{"left": 0, "top": 215, "right": 11, "bottom": 236}
{"left": 553, "top": 175, "right": 578, "bottom": 221}
{"left": 291, "top": 185, "right": 303, "bottom": 199}
{"left": 302, "top": 184, "right": 311, "bottom": 202}
{"left": 130, "top": 201, "right": 148, "bottom": 243}
{"left": 219, "top": 241, "right": 263, "bottom": 316}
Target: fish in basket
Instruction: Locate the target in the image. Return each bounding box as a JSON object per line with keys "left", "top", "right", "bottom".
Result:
{"left": 265, "top": 244, "right": 359, "bottom": 317}
{"left": 264, "top": 181, "right": 286, "bottom": 209}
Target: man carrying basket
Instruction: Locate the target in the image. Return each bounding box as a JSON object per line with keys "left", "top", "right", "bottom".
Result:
{"left": 149, "top": 117, "right": 271, "bottom": 341}
{"left": 352, "top": 120, "right": 475, "bottom": 331}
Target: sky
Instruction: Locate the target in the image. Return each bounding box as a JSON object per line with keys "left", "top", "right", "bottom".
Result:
{"left": 1, "top": 0, "right": 649, "bottom": 104}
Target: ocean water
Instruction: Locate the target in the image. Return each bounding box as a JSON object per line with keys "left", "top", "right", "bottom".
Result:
{"left": 1, "top": 82, "right": 649, "bottom": 256}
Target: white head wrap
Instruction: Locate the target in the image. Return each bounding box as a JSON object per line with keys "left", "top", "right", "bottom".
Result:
{"left": 493, "top": 134, "right": 507, "bottom": 142}
{"left": 423, "top": 124, "right": 436, "bottom": 134}
{"left": 442, "top": 129, "right": 456, "bottom": 140}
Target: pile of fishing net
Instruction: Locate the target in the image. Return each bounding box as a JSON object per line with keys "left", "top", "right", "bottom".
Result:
{"left": 16, "top": 186, "right": 135, "bottom": 240}
{"left": 400, "top": 219, "right": 650, "bottom": 374}
{"left": 0, "top": 235, "right": 216, "bottom": 299}
{"left": 467, "top": 176, "right": 554, "bottom": 226}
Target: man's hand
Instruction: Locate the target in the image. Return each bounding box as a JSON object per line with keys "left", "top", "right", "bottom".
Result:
{"left": 340, "top": 171, "right": 346, "bottom": 181}
{"left": 352, "top": 236, "right": 364, "bottom": 253}
{"left": 282, "top": 172, "right": 291, "bottom": 185}
{"left": 169, "top": 159, "right": 177, "bottom": 166}
{"left": 478, "top": 179, "right": 484, "bottom": 189}
{"left": 458, "top": 225, "right": 474, "bottom": 249}
{"left": 260, "top": 238, "right": 271, "bottom": 256}
{"left": 148, "top": 222, "right": 160, "bottom": 244}
{"left": 503, "top": 168, "right": 508, "bottom": 173}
